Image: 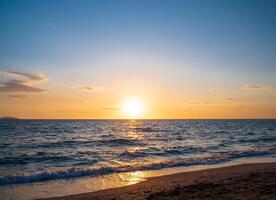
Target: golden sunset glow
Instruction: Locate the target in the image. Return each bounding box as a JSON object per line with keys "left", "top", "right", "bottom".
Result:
{"left": 122, "top": 97, "right": 144, "bottom": 118}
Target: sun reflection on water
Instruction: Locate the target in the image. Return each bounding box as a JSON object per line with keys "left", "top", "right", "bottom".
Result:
{"left": 118, "top": 171, "right": 146, "bottom": 185}
{"left": 118, "top": 119, "right": 145, "bottom": 141}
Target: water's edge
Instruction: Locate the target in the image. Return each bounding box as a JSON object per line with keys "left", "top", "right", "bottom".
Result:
{"left": 0, "top": 156, "right": 275, "bottom": 200}
{"left": 1, "top": 146, "right": 275, "bottom": 186}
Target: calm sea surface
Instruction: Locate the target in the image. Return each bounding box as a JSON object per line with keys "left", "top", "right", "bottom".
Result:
{"left": 0, "top": 120, "right": 275, "bottom": 186}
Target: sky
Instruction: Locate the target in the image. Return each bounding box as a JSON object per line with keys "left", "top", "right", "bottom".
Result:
{"left": 0, "top": 0, "right": 276, "bottom": 119}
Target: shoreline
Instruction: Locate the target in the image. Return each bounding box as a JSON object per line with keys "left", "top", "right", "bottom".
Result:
{"left": 38, "top": 161, "right": 276, "bottom": 200}
{"left": 1, "top": 156, "right": 275, "bottom": 200}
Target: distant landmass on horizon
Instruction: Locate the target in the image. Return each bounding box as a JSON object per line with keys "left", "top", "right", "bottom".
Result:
{"left": 0, "top": 117, "right": 20, "bottom": 120}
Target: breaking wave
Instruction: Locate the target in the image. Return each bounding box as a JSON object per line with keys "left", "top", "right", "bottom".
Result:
{"left": 1, "top": 147, "right": 275, "bottom": 186}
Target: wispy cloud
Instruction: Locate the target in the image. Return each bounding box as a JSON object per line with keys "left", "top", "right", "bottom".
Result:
{"left": 5, "top": 71, "right": 46, "bottom": 82}
{"left": 77, "top": 85, "right": 104, "bottom": 92}
{"left": 242, "top": 84, "right": 267, "bottom": 90}
{"left": 79, "top": 86, "right": 94, "bottom": 91}
{"left": 8, "top": 94, "right": 28, "bottom": 98}
{"left": 225, "top": 97, "right": 236, "bottom": 101}
{"left": 0, "top": 71, "right": 48, "bottom": 93}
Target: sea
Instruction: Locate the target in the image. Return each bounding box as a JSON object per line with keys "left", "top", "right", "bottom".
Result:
{"left": 0, "top": 119, "right": 276, "bottom": 199}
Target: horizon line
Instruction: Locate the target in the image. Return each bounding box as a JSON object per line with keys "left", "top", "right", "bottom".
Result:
{"left": 1, "top": 117, "right": 276, "bottom": 120}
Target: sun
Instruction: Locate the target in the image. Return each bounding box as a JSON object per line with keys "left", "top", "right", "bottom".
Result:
{"left": 122, "top": 97, "right": 144, "bottom": 118}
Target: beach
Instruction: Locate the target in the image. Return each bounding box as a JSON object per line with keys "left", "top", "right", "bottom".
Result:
{"left": 39, "top": 162, "right": 276, "bottom": 200}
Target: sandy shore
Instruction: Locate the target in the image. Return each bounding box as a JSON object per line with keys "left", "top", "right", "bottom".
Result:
{"left": 39, "top": 162, "right": 276, "bottom": 200}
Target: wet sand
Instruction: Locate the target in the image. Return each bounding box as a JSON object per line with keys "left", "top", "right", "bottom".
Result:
{"left": 39, "top": 162, "right": 276, "bottom": 200}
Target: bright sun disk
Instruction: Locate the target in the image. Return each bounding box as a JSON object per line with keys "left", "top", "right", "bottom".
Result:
{"left": 122, "top": 98, "right": 144, "bottom": 118}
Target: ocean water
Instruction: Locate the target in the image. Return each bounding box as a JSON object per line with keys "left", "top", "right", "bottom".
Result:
{"left": 0, "top": 119, "right": 275, "bottom": 188}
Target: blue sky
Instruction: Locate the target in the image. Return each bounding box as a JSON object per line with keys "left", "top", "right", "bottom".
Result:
{"left": 1, "top": 0, "right": 276, "bottom": 71}
{"left": 0, "top": 0, "right": 276, "bottom": 118}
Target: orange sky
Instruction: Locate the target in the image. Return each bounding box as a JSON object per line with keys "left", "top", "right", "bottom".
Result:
{"left": 0, "top": 70, "right": 275, "bottom": 119}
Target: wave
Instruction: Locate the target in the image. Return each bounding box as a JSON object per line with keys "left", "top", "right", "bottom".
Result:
{"left": 129, "top": 127, "right": 168, "bottom": 132}
{"left": 0, "top": 154, "right": 71, "bottom": 165}
{"left": 98, "top": 138, "right": 143, "bottom": 146}
{"left": 0, "top": 147, "right": 275, "bottom": 186}
{"left": 19, "top": 138, "right": 143, "bottom": 149}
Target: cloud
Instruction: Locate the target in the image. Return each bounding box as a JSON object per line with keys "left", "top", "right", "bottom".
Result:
{"left": 79, "top": 86, "right": 94, "bottom": 91}
{"left": 77, "top": 85, "right": 104, "bottom": 92}
{"left": 242, "top": 84, "right": 267, "bottom": 90}
{"left": 8, "top": 94, "right": 28, "bottom": 98}
{"left": 0, "top": 71, "right": 47, "bottom": 93}
{"left": 0, "top": 80, "right": 47, "bottom": 93}
{"left": 225, "top": 98, "right": 236, "bottom": 101}
{"left": 6, "top": 71, "right": 46, "bottom": 82}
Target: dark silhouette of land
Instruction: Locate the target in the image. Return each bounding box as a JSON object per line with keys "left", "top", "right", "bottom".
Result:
{"left": 0, "top": 116, "right": 19, "bottom": 120}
